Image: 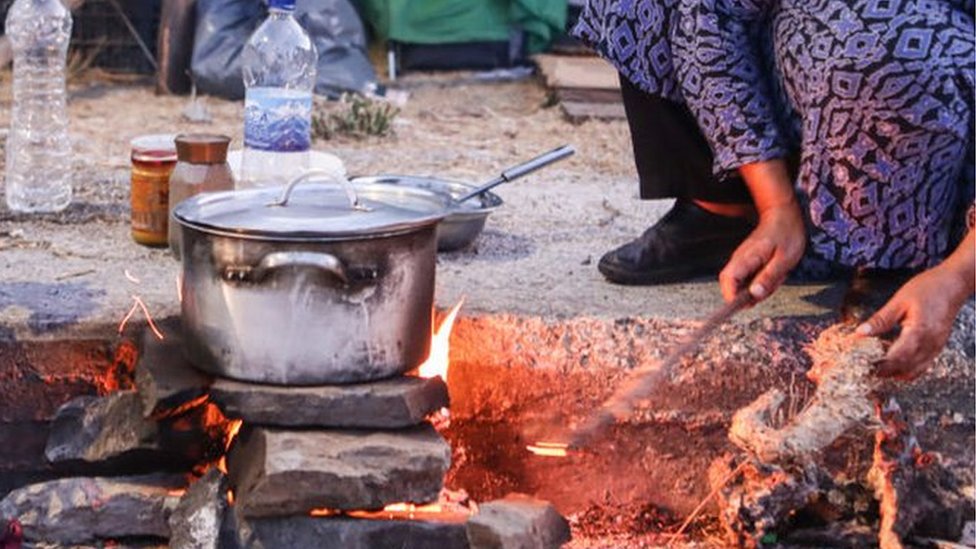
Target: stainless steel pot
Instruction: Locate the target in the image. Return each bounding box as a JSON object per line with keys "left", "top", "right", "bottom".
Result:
{"left": 172, "top": 172, "right": 449, "bottom": 385}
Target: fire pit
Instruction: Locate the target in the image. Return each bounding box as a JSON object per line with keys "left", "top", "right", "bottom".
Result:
{"left": 0, "top": 99, "right": 973, "bottom": 546}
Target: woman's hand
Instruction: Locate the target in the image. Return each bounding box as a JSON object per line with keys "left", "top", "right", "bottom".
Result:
{"left": 720, "top": 159, "right": 805, "bottom": 302}
{"left": 720, "top": 201, "right": 806, "bottom": 301}
{"left": 857, "top": 230, "right": 976, "bottom": 380}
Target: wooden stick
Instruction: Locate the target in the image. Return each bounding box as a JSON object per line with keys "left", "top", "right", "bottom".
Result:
{"left": 569, "top": 291, "right": 755, "bottom": 448}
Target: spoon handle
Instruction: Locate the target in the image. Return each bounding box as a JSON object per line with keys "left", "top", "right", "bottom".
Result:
{"left": 456, "top": 145, "right": 575, "bottom": 203}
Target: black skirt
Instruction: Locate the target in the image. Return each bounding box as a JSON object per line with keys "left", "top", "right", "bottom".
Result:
{"left": 619, "top": 75, "right": 751, "bottom": 204}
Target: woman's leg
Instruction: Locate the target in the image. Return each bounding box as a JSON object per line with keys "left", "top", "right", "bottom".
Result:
{"left": 774, "top": 1, "right": 974, "bottom": 271}
{"left": 600, "top": 76, "right": 755, "bottom": 284}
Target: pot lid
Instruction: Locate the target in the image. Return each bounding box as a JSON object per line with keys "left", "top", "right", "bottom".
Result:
{"left": 173, "top": 174, "right": 449, "bottom": 240}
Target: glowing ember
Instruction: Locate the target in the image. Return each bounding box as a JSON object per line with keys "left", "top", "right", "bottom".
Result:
{"left": 527, "top": 441, "right": 569, "bottom": 458}
{"left": 417, "top": 299, "right": 464, "bottom": 383}
{"left": 151, "top": 394, "right": 210, "bottom": 421}
{"left": 310, "top": 503, "right": 464, "bottom": 522}
{"left": 117, "top": 294, "right": 165, "bottom": 340}
{"left": 167, "top": 488, "right": 187, "bottom": 497}
{"left": 227, "top": 489, "right": 235, "bottom": 505}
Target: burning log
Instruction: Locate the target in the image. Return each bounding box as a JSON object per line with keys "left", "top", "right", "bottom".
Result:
{"left": 729, "top": 325, "right": 883, "bottom": 462}
{"left": 713, "top": 324, "right": 974, "bottom": 548}
{"left": 708, "top": 454, "right": 825, "bottom": 548}
{"left": 868, "top": 398, "right": 972, "bottom": 549}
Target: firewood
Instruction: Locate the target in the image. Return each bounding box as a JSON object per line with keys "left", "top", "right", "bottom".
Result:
{"left": 729, "top": 324, "right": 884, "bottom": 462}
{"left": 868, "top": 398, "right": 972, "bottom": 549}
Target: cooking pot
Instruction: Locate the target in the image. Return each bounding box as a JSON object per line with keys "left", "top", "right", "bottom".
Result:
{"left": 172, "top": 172, "right": 449, "bottom": 385}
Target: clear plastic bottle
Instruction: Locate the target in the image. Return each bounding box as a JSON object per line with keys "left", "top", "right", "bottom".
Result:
{"left": 240, "top": 0, "right": 317, "bottom": 188}
{"left": 4, "top": 0, "right": 73, "bottom": 212}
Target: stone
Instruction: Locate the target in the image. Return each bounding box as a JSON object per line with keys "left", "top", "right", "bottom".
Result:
{"left": 135, "top": 319, "right": 212, "bottom": 418}
{"left": 44, "top": 391, "right": 159, "bottom": 464}
{"left": 168, "top": 468, "right": 228, "bottom": 549}
{"left": 0, "top": 474, "right": 183, "bottom": 543}
{"left": 235, "top": 514, "right": 468, "bottom": 549}
{"left": 210, "top": 375, "right": 449, "bottom": 428}
{"left": 228, "top": 424, "right": 451, "bottom": 517}
{"left": 466, "top": 493, "right": 571, "bottom": 549}
{"left": 44, "top": 391, "right": 230, "bottom": 474}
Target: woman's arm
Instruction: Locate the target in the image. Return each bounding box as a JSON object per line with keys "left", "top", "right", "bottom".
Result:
{"left": 857, "top": 230, "right": 976, "bottom": 379}
{"left": 719, "top": 158, "right": 806, "bottom": 301}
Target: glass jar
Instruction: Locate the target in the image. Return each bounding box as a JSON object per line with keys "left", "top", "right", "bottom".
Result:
{"left": 131, "top": 134, "right": 178, "bottom": 247}
{"left": 168, "top": 134, "right": 235, "bottom": 258}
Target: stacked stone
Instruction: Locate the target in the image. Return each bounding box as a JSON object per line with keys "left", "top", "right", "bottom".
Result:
{"left": 208, "top": 369, "right": 466, "bottom": 547}
{"left": 0, "top": 322, "right": 571, "bottom": 548}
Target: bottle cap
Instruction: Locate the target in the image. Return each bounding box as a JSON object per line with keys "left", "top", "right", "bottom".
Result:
{"left": 175, "top": 134, "right": 231, "bottom": 165}
{"left": 268, "top": 0, "right": 296, "bottom": 10}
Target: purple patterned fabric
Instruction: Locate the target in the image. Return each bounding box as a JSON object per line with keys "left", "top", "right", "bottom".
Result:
{"left": 573, "top": 0, "right": 975, "bottom": 270}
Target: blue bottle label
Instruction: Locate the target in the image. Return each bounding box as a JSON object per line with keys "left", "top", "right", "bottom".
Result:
{"left": 244, "top": 87, "right": 312, "bottom": 153}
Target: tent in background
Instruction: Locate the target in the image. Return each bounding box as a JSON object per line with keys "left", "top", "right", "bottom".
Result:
{"left": 355, "top": 0, "right": 567, "bottom": 72}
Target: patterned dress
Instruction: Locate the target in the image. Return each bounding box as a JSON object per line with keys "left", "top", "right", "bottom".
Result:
{"left": 574, "top": 0, "right": 975, "bottom": 270}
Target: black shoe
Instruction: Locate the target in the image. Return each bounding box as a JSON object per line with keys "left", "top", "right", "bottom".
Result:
{"left": 598, "top": 199, "right": 755, "bottom": 285}
{"left": 840, "top": 267, "right": 918, "bottom": 323}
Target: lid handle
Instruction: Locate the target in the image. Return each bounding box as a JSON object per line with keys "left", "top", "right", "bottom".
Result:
{"left": 268, "top": 170, "right": 370, "bottom": 212}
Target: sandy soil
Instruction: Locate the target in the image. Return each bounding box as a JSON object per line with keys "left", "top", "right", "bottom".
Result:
{"left": 0, "top": 69, "right": 634, "bottom": 185}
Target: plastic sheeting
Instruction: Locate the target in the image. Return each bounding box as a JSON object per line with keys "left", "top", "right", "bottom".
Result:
{"left": 357, "top": 0, "right": 567, "bottom": 54}
{"left": 191, "top": 0, "right": 376, "bottom": 99}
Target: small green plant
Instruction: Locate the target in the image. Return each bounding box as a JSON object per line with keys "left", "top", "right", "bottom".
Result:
{"left": 312, "top": 94, "right": 399, "bottom": 140}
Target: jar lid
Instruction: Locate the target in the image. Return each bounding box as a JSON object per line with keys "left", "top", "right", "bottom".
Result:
{"left": 131, "top": 134, "right": 177, "bottom": 162}
{"left": 175, "top": 134, "right": 231, "bottom": 164}
{"left": 173, "top": 177, "right": 449, "bottom": 241}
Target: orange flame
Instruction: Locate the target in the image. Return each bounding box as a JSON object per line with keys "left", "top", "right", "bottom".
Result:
{"left": 526, "top": 441, "right": 569, "bottom": 458}
{"left": 310, "top": 502, "right": 452, "bottom": 521}
{"left": 167, "top": 488, "right": 187, "bottom": 497}
{"left": 417, "top": 299, "right": 464, "bottom": 383}
{"left": 227, "top": 489, "right": 235, "bottom": 505}
{"left": 217, "top": 419, "right": 244, "bottom": 474}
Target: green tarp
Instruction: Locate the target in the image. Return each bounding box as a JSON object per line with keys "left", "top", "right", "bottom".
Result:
{"left": 355, "top": 0, "right": 566, "bottom": 54}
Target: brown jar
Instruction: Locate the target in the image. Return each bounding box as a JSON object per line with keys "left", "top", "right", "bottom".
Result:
{"left": 168, "top": 134, "right": 235, "bottom": 258}
{"left": 131, "top": 134, "right": 178, "bottom": 247}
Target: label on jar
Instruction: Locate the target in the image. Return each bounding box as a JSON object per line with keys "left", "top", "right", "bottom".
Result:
{"left": 131, "top": 162, "right": 174, "bottom": 245}
{"left": 244, "top": 87, "right": 313, "bottom": 153}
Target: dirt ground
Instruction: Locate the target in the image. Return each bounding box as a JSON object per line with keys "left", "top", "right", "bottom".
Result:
{"left": 0, "top": 69, "right": 634, "bottom": 186}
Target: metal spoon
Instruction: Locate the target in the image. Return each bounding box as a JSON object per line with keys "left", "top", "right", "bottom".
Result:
{"left": 455, "top": 145, "right": 576, "bottom": 204}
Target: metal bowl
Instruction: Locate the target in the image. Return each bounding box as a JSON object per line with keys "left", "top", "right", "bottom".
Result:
{"left": 350, "top": 175, "right": 503, "bottom": 251}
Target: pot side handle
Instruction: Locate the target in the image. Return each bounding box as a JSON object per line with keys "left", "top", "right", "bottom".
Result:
{"left": 243, "top": 251, "right": 349, "bottom": 284}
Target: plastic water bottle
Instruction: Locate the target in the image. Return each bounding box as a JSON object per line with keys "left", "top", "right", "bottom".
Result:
{"left": 4, "top": 0, "right": 73, "bottom": 212}
{"left": 240, "top": 0, "right": 317, "bottom": 188}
